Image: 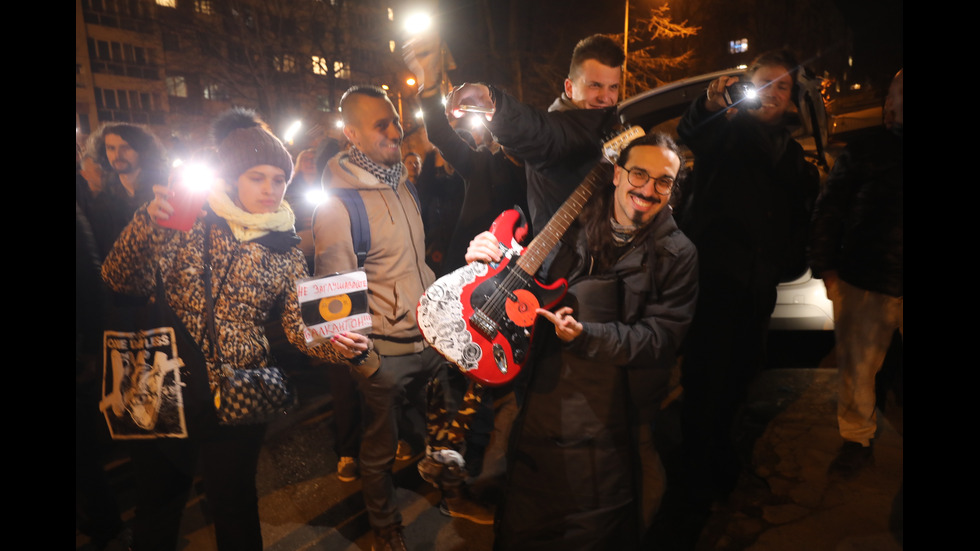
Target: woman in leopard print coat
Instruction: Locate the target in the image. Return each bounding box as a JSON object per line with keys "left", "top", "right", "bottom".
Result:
{"left": 101, "top": 109, "right": 317, "bottom": 551}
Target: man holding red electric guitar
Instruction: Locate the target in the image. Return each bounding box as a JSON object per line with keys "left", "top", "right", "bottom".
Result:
{"left": 462, "top": 133, "right": 698, "bottom": 550}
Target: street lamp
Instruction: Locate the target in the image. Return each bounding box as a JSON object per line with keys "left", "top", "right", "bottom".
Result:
{"left": 622, "top": 1, "right": 629, "bottom": 95}
{"left": 283, "top": 120, "right": 302, "bottom": 146}
{"left": 404, "top": 13, "right": 432, "bottom": 35}
{"left": 403, "top": 12, "right": 452, "bottom": 96}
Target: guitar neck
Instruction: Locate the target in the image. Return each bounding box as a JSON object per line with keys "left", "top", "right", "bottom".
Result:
{"left": 515, "top": 163, "right": 610, "bottom": 275}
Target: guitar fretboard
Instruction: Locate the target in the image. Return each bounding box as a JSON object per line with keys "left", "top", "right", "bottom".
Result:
{"left": 515, "top": 164, "right": 610, "bottom": 275}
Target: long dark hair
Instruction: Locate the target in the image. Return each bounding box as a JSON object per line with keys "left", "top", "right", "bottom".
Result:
{"left": 577, "top": 133, "right": 685, "bottom": 271}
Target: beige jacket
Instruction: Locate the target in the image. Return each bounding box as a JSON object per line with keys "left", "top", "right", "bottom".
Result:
{"left": 313, "top": 151, "right": 435, "bottom": 367}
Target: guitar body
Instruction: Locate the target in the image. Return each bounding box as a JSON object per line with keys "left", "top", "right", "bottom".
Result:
{"left": 418, "top": 209, "right": 567, "bottom": 386}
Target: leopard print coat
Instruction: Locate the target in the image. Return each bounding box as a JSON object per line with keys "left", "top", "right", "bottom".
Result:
{"left": 102, "top": 207, "right": 336, "bottom": 375}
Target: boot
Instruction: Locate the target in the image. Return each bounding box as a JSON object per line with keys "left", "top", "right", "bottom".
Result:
{"left": 418, "top": 449, "right": 494, "bottom": 525}
{"left": 372, "top": 523, "right": 407, "bottom": 551}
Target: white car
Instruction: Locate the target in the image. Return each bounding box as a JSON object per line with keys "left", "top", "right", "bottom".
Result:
{"left": 618, "top": 68, "right": 835, "bottom": 331}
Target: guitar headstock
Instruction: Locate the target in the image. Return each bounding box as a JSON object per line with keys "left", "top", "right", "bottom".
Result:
{"left": 601, "top": 125, "right": 645, "bottom": 164}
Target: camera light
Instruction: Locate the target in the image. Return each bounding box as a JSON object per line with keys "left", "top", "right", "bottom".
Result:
{"left": 305, "top": 188, "right": 328, "bottom": 206}
{"left": 182, "top": 162, "right": 214, "bottom": 192}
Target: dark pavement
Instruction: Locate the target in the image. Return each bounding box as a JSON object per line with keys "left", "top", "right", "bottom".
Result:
{"left": 77, "top": 345, "right": 903, "bottom": 551}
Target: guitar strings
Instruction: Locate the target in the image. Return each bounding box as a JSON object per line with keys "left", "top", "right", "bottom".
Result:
{"left": 477, "top": 170, "right": 604, "bottom": 326}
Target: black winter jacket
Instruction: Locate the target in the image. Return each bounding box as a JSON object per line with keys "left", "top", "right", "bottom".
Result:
{"left": 808, "top": 127, "right": 903, "bottom": 297}
{"left": 418, "top": 92, "right": 528, "bottom": 272}
{"left": 486, "top": 87, "right": 620, "bottom": 237}
{"left": 677, "top": 97, "right": 819, "bottom": 295}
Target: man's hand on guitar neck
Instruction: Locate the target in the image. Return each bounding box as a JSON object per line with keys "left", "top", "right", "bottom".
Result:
{"left": 464, "top": 231, "right": 502, "bottom": 264}
{"left": 536, "top": 306, "right": 583, "bottom": 342}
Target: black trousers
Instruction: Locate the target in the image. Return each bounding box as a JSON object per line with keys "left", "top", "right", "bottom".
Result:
{"left": 129, "top": 424, "right": 266, "bottom": 551}
{"left": 680, "top": 274, "right": 775, "bottom": 509}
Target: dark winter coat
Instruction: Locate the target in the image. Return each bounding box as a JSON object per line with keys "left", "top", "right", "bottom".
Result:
{"left": 418, "top": 91, "right": 528, "bottom": 273}
{"left": 677, "top": 97, "right": 819, "bottom": 302}
{"left": 486, "top": 87, "right": 620, "bottom": 239}
{"left": 808, "top": 126, "right": 903, "bottom": 297}
{"left": 496, "top": 206, "right": 698, "bottom": 550}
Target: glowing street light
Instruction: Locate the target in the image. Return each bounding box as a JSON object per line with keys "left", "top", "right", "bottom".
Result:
{"left": 284, "top": 120, "right": 302, "bottom": 145}
{"left": 404, "top": 13, "right": 432, "bottom": 34}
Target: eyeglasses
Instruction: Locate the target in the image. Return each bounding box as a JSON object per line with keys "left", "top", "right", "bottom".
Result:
{"left": 624, "top": 167, "right": 674, "bottom": 195}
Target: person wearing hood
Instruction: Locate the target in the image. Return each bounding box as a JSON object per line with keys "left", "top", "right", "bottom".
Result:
{"left": 102, "top": 107, "right": 312, "bottom": 551}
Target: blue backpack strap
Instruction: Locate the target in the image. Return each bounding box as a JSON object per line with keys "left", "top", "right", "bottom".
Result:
{"left": 402, "top": 179, "right": 421, "bottom": 212}
{"left": 332, "top": 188, "right": 370, "bottom": 269}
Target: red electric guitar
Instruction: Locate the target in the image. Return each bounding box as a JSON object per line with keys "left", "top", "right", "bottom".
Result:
{"left": 416, "top": 126, "right": 645, "bottom": 386}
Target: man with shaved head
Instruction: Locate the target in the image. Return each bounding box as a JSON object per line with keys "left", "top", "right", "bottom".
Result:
{"left": 312, "top": 85, "right": 464, "bottom": 550}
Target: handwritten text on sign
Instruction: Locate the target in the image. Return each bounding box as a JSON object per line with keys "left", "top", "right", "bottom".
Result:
{"left": 297, "top": 271, "right": 371, "bottom": 344}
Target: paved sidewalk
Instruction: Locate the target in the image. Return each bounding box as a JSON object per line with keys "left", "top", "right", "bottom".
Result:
{"left": 77, "top": 365, "right": 903, "bottom": 551}
{"left": 691, "top": 367, "right": 903, "bottom": 551}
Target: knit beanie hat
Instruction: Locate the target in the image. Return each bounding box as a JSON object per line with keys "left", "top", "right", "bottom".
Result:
{"left": 212, "top": 107, "right": 294, "bottom": 183}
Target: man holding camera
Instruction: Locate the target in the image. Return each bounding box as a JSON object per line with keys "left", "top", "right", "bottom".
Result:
{"left": 675, "top": 50, "right": 819, "bottom": 515}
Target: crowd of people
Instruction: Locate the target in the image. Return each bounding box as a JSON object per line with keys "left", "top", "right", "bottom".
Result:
{"left": 76, "top": 29, "right": 902, "bottom": 551}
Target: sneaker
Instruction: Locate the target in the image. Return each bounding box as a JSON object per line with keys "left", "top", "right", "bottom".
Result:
{"left": 828, "top": 440, "right": 874, "bottom": 479}
{"left": 337, "top": 456, "right": 359, "bottom": 482}
{"left": 441, "top": 494, "right": 495, "bottom": 525}
{"left": 395, "top": 440, "right": 414, "bottom": 461}
{"left": 372, "top": 523, "right": 408, "bottom": 551}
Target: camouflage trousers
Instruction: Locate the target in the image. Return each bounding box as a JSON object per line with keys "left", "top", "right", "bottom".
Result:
{"left": 425, "top": 370, "right": 487, "bottom": 453}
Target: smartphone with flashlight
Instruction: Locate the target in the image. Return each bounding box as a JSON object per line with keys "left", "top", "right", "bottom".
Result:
{"left": 158, "top": 161, "right": 213, "bottom": 231}
{"left": 724, "top": 81, "right": 761, "bottom": 109}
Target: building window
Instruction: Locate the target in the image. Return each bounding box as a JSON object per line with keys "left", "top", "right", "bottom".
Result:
{"left": 155, "top": 0, "right": 176, "bottom": 7}
{"left": 334, "top": 61, "right": 350, "bottom": 80}
{"left": 203, "top": 82, "right": 227, "bottom": 101}
{"left": 312, "top": 56, "right": 329, "bottom": 76}
{"left": 389, "top": 40, "right": 396, "bottom": 53}
{"left": 231, "top": 5, "right": 256, "bottom": 29}
{"left": 228, "top": 44, "right": 248, "bottom": 65}
{"left": 198, "top": 35, "right": 220, "bottom": 57}
{"left": 729, "top": 38, "right": 748, "bottom": 54}
{"left": 387, "top": 8, "right": 394, "bottom": 21}
{"left": 317, "top": 95, "right": 332, "bottom": 112}
{"left": 162, "top": 31, "right": 180, "bottom": 52}
{"left": 274, "top": 54, "right": 297, "bottom": 73}
{"left": 167, "top": 76, "right": 188, "bottom": 97}
{"left": 96, "top": 40, "right": 111, "bottom": 60}
{"left": 193, "top": 0, "right": 214, "bottom": 15}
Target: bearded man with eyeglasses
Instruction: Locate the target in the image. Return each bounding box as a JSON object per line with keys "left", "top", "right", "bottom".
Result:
{"left": 464, "top": 132, "right": 698, "bottom": 549}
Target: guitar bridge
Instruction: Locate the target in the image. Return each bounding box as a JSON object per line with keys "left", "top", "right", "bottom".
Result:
{"left": 470, "top": 309, "right": 498, "bottom": 340}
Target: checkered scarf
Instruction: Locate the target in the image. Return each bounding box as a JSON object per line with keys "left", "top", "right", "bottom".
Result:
{"left": 348, "top": 146, "right": 404, "bottom": 191}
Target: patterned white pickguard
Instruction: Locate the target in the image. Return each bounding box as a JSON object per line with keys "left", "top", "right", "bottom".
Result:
{"left": 417, "top": 262, "right": 490, "bottom": 372}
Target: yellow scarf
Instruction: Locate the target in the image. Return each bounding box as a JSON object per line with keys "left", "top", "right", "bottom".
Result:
{"left": 207, "top": 185, "right": 295, "bottom": 242}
